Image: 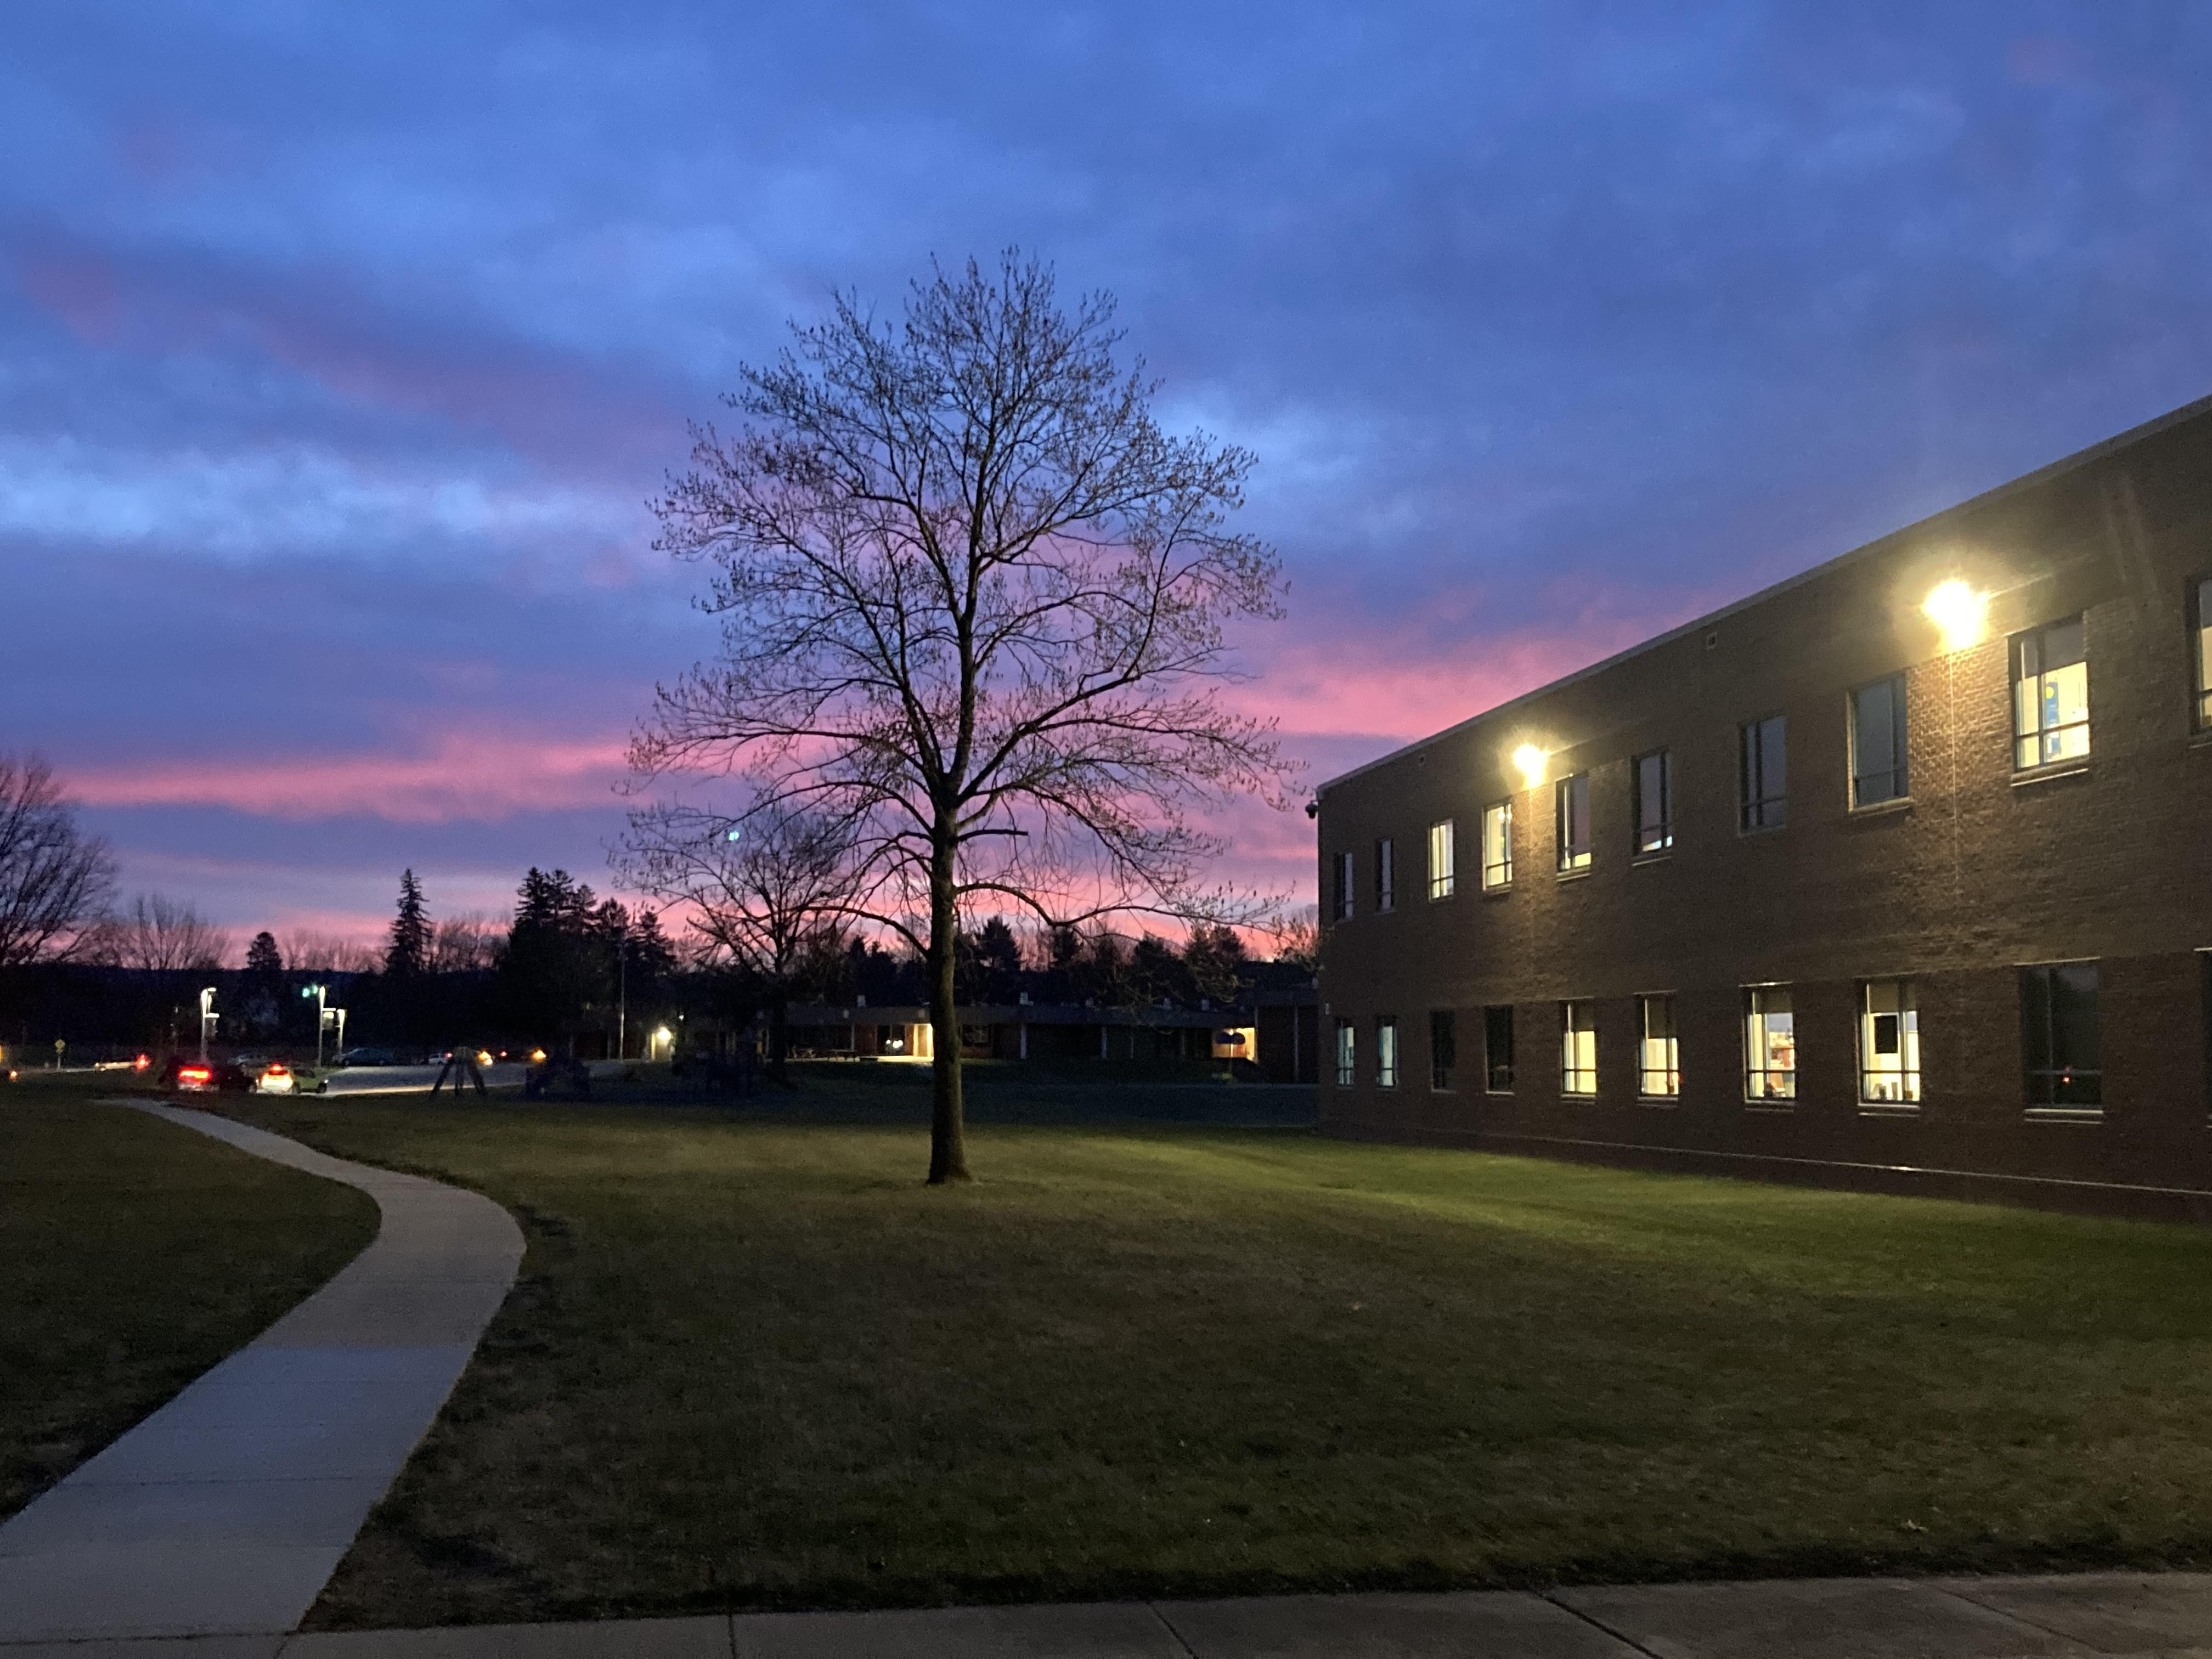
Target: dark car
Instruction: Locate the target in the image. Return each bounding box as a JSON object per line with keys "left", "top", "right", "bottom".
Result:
{"left": 157, "top": 1056, "right": 253, "bottom": 1094}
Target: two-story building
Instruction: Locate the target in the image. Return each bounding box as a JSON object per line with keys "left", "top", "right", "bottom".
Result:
{"left": 1314, "top": 393, "right": 2212, "bottom": 1218}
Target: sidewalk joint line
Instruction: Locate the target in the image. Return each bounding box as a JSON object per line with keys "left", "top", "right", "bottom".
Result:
{"left": 1146, "top": 1599, "right": 1202, "bottom": 1658}
{"left": 1538, "top": 1588, "right": 1667, "bottom": 1657}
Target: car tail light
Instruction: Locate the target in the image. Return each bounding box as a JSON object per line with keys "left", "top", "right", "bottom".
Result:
{"left": 179, "top": 1066, "right": 211, "bottom": 1084}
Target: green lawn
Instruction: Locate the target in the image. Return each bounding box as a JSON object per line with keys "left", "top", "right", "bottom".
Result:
{"left": 0, "top": 1090, "right": 380, "bottom": 1518}
{"left": 213, "top": 1088, "right": 2212, "bottom": 1630}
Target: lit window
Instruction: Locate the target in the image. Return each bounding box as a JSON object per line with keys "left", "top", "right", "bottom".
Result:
{"left": 1638, "top": 995, "right": 1679, "bottom": 1098}
{"left": 1740, "top": 715, "right": 1787, "bottom": 831}
{"left": 1560, "top": 1000, "right": 1596, "bottom": 1095}
{"left": 1484, "top": 1005, "right": 1515, "bottom": 1092}
{"left": 1375, "top": 1015, "right": 1399, "bottom": 1088}
{"left": 1743, "top": 986, "right": 1796, "bottom": 1101}
{"left": 2021, "top": 962, "right": 2101, "bottom": 1109}
{"left": 1429, "top": 1009, "right": 1455, "bottom": 1091}
{"left": 1482, "top": 800, "right": 1514, "bottom": 889}
{"left": 1332, "top": 851, "right": 1353, "bottom": 921}
{"left": 1333, "top": 1018, "right": 1355, "bottom": 1087}
{"left": 1634, "top": 749, "right": 1673, "bottom": 854}
{"left": 1858, "top": 978, "right": 1920, "bottom": 1104}
{"left": 1375, "top": 837, "right": 1395, "bottom": 913}
{"left": 1556, "top": 774, "right": 1592, "bottom": 872}
{"left": 1427, "top": 819, "right": 1455, "bottom": 899}
{"left": 2012, "top": 616, "right": 2089, "bottom": 770}
{"left": 2194, "top": 578, "right": 2211, "bottom": 729}
{"left": 1850, "top": 675, "right": 1908, "bottom": 807}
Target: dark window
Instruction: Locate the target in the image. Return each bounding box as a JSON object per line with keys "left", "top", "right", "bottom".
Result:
{"left": 1430, "top": 1009, "right": 1455, "bottom": 1091}
{"left": 2022, "top": 962, "right": 2101, "bottom": 1109}
{"left": 1634, "top": 749, "right": 1673, "bottom": 854}
{"left": 1556, "top": 773, "right": 1592, "bottom": 871}
{"left": 2012, "top": 617, "right": 2089, "bottom": 769}
{"left": 1850, "top": 675, "right": 1908, "bottom": 806}
{"left": 1483, "top": 1005, "right": 1515, "bottom": 1092}
{"left": 2202, "top": 953, "right": 2211, "bottom": 1120}
{"left": 1375, "top": 838, "right": 1394, "bottom": 913}
{"left": 1332, "top": 851, "right": 1353, "bottom": 921}
{"left": 1740, "top": 715, "right": 1787, "bottom": 830}
{"left": 2195, "top": 579, "right": 2211, "bottom": 729}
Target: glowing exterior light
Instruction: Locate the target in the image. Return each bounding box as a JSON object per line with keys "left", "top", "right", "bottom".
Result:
{"left": 1511, "top": 744, "right": 1548, "bottom": 789}
{"left": 1922, "top": 579, "right": 1989, "bottom": 653}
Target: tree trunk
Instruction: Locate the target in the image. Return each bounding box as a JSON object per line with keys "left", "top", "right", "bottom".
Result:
{"left": 926, "top": 836, "right": 970, "bottom": 1184}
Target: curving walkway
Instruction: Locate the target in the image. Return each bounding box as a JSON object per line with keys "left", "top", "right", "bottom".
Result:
{"left": 0, "top": 1102, "right": 523, "bottom": 1644}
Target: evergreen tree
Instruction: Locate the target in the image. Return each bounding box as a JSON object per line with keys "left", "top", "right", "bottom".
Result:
{"left": 386, "top": 870, "right": 431, "bottom": 977}
{"left": 245, "top": 930, "right": 284, "bottom": 975}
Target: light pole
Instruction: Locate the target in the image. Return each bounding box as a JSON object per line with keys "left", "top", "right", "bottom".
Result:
{"left": 198, "top": 987, "right": 218, "bottom": 1062}
{"left": 303, "top": 983, "right": 327, "bottom": 1069}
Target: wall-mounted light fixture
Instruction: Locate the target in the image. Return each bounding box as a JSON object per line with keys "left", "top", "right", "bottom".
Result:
{"left": 1921, "top": 579, "right": 1989, "bottom": 654}
{"left": 1511, "top": 743, "right": 1548, "bottom": 789}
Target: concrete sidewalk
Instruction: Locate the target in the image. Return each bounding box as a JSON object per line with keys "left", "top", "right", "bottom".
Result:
{"left": 0, "top": 1104, "right": 524, "bottom": 1645}
{"left": 6, "top": 1571, "right": 2212, "bottom": 1657}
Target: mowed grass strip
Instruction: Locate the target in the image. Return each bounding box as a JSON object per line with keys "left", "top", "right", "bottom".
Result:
{"left": 0, "top": 1090, "right": 381, "bottom": 1517}
{"left": 229, "top": 1094, "right": 2212, "bottom": 1628}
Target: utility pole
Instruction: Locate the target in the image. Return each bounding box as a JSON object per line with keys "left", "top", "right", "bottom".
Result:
{"left": 198, "top": 987, "right": 218, "bottom": 1062}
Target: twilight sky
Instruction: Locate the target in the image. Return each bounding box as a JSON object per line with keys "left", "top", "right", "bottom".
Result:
{"left": 9, "top": 3, "right": 2212, "bottom": 948}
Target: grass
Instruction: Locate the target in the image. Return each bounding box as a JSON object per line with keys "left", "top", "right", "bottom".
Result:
{"left": 0, "top": 1087, "right": 380, "bottom": 1518}
{"left": 210, "top": 1082, "right": 2212, "bottom": 1630}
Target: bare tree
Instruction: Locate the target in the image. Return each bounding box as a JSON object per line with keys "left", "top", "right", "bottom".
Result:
{"left": 106, "top": 893, "right": 232, "bottom": 973}
{"left": 0, "top": 754, "right": 117, "bottom": 968}
{"left": 1268, "top": 904, "right": 1319, "bottom": 972}
{"left": 619, "top": 802, "right": 854, "bottom": 1080}
{"left": 635, "top": 251, "right": 1295, "bottom": 1182}
{"left": 277, "top": 929, "right": 382, "bottom": 974}
{"left": 428, "top": 912, "right": 503, "bottom": 974}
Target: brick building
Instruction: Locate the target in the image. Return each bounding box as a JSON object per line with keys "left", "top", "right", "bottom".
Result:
{"left": 1313, "top": 395, "right": 2212, "bottom": 1218}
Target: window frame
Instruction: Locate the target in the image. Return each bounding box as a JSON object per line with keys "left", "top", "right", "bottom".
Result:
{"left": 1429, "top": 1008, "right": 1455, "bottom": 1092}
{"left": 1560, "top": 999, "right": 1597, "bottom": 1096}
{"left": 1633, "top": 748, "right": 1674, "bottom": 856}
{"left": 1637, "top": 993, "right": 1679, "bottom": 1100}
{"left": 1332, "top": 1017, "right": 1356, "bottom": 1088}
{"left": 1481, "top": 799, "right": 1514, "bottom": 890}
{"left": 1556, "top": 773, "right": 1593, "bottom": 873}
{"left": 1427, "top": 819, "right": 1456, "bottom": 900}
{"left": 2020, "top": 960, "right": 2102, "bottom": 1112}
{"left": 1742, "top": 985, "right": 1797, "bottom": 1103}
{"left": 1483, "top": 1005, "right": 1515, "bottom": 1093}
{"left": 2194, "top": 577, "right": 2212, "bottom": 731}
{"left": 2010, "top": 616, "right": 2091, "bottom": 772}
{"left": 1375, "top": 836, "right": 1395, "bottom": 913}
{"left": 1848, "top": 674, "right": 1909, "bottom": 809}
{"left": 1856, "top": 976, "right": 1921, "bottom": 1107}
{"left": 1331, "top": 850, "right": 1354, "bottom": 922}
{"left": 1375, "top": 1014, "right": 1399, "bottom": 1089}
{"left": 1739, "top": 714, "right": 1788, "bottom": 832}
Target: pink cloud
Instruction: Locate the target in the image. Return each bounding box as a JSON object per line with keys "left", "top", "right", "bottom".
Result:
{"left": 72, "top": 731, "right": 631, "bottom": 822}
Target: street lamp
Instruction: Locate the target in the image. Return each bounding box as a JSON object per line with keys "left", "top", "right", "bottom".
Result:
{"left": 302, "top": 983, "right": 328, "bottom": 1069}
